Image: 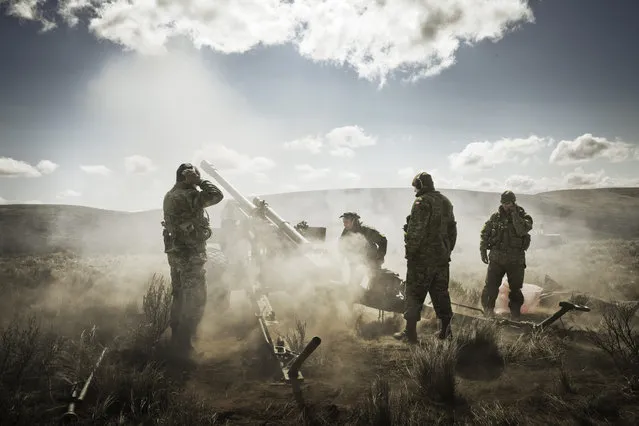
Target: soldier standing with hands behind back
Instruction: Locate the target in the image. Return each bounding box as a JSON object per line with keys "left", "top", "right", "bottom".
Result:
{"left": 394, "top": 172, "right": 457, "bottom": 343}
{"left": 479, "top": 190, "right": 533, "bottom": 319}
{"left": 162, "top": 163, "right": 224, "bottom": 355}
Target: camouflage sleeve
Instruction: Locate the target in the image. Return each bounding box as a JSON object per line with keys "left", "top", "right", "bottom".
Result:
{"left": 405, "top": 197, "right": 431, "bottom": 256}
{"left": 479, "top": 216, "right": 494, "bottom": 251}
{"left": 192, "top": 180, "right": 224, "bottom": 209}
{"left": 448, "top": 205, "right": 457, "bottom": 252}
{"left": 512, "top": 206, "right": 533, "bottom": 236}
{"left": 162, "top": 193, "right": 178, "bottom": 232}
{"left": 369, "top": 228, "right": 387, "bottom": 258}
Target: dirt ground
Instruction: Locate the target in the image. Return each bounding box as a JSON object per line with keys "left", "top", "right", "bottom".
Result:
{"left": 1, "top": 245, "right": 638, "bottom": 425}
{"left": 180, "top": 302, "right": 638, "bottom": 425}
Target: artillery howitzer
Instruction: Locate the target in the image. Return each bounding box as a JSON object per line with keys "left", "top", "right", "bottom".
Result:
{"left": 200, "top": 160, "right": 328, "bottom": 399}
{"left": 361, "top": 278, "right": 593, "bottom": 334}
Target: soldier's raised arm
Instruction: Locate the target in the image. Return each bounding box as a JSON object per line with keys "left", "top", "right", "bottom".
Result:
{"left": 192, "top": 179, "right": 224, "bottom": 210}
{"left": 511, "top": 206, "right": 533, "bottom": 236}
{"left": 405, "top": 198, "right": 431, "bottom": 258}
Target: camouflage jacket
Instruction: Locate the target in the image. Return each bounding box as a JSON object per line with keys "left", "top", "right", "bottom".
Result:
{"left": 162, "top": 180, "right": 224, "bottom": 253}
{"left": 479, "top": 205, "right": 533, "bottom": 256}
{"left": 405, "top": 189, "right": 457, "bottom": 266}
{"left": 339, "top": 224, "right": 388, "bottom": 263}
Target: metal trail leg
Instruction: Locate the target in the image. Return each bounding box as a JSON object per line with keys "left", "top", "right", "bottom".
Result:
{"left": 288, "top": 337, "right": 322, "bottom": 406}
{"left": 60, "top": 346, "right": 108, "bottom": 425}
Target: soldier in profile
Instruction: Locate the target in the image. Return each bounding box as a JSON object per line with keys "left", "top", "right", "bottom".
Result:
{"left": 162, "top": 163, "right": 224, "bottom": 355}
{"left": 338, "top": 212, "right": 388, "bottom": 286}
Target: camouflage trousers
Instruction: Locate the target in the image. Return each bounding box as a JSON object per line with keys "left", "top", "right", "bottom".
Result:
{"left": 167, "top": 250, "right": 207, "bottom": 340}
{"left": 481, "top": 253, "right": 526, "bottom": 315}
{"left": 404, "top": 260, "right": 453, "bottom": 322}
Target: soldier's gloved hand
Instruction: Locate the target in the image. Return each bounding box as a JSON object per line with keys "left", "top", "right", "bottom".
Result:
{"left": 480, "top": 249, "right": 489, "bottom": 264}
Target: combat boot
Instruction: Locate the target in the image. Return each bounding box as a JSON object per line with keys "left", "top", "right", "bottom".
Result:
{"left": 510, "top": 307, "right": 521, "bottom": 321}
{"left": 393, "top": 319, "right": 418, "bottom": 344}
{"left": 436, "top": 318, "right": 453, "bottom": 340}
{"left": 482, "top": 307, "right": 494, "bottom": 318}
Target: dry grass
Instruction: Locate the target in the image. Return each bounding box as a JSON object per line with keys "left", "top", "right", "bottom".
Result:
{"left": 0, "top": 258, "right": 221, "bottom": 425}
{"left": 586, "top": 302, "right": 639, "bottom": 387}
{"left": 353, "top": 311, "right": 403, "bottom": 340}
{"left": 502, "top": 330, "right": 567, "bottom": 365}
{"left": 0, "top": 236, "right": 638, "bottom": 425}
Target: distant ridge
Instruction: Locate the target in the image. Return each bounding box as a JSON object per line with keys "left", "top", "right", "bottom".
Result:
{"left": 1, "top": 187, "right": 638, "bottom": 255}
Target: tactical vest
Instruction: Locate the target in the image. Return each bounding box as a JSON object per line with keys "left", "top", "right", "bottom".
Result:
{"left": 163, "top": 210, "right": 212, "bottom": 252}
{"left": 488, "top": 214, "right": 530, "bottom": 252}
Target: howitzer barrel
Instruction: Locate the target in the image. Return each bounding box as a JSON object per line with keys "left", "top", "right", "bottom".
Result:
{"left": 253, "top": 195, "right": 309, "bottom": 245}
{"left": 200, "top": 160, "right": 310, "bottom": 246}
{"left": 200, "top": 160, "right": 260, "bottom": 216}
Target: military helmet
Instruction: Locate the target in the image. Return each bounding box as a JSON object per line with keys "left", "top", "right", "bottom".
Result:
{"left": 412, "top": 171, "right": 434, "bottom": 190}
{"left": 176, "top": 163, "right": 200, "bottom": 182}
{"left": 340, "top": 212, "right": 360, "bottom": 220}
{"left": 500, "top": 190, "right": 516, "bottom": 203}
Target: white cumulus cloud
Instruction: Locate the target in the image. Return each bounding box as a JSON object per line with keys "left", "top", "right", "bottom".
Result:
{"left": 295, "top": 164, "right": 331, "bottom": 182}
{"left": 56, "top": 189, "right": 82, "bottom": 199}
{"left": 0, "top": 157, "right": 59, "bottom": 178}
{"left": 452, "top": 168, "right": 639, "bottom": 195}
{"left": 448, "top": 135, "right": 552, "bottom": 173}
{"left": 194, "top": 144, "right": 275, "bottom": 184}
{"left": 397, "top": 167, "right": 416, "bottom": 179}
{"left": 2, "top": 0, "right": 535, "bottom": 84}
{"left": 282, "top": 136, "right": 323, "bottom": 154}
{"left": 124, "top": 155, "right": 156, "bottom": 175}
{"left": 504, "top": 174, "right": 538, "bottom": 193}
{"left": 549, "top": 133, "right": 636, "bottom": 165}
{"left": 293, "top": 164, "right": 362, "bottom": 188}
{"left": 80, "top": 164, "right": 112, "bottom": 175}
{"left": 338, "top": 171, "right": 361, "bottom": 183}
{"left": 284, "top": 125, "right": 376, "bottom": 157}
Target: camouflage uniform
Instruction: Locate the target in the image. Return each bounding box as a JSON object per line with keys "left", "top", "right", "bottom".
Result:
{"left": 394, "top": 172, "right": 457, "bottom": 342}
{"left": 162, "top": 163, "right": 224, "bottom": 351}
{"left": 338, "top": 212, "right": 387, "bottom": 286}
{"left": 479, "top": 190, "right": 533, "bottom": 319}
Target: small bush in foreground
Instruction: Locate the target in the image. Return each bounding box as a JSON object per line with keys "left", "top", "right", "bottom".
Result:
{"left": 587, "top": 302, "right": 639, "bottom": 376}
{"left": 407, "top": 339, "right": 458, "bottom": 405}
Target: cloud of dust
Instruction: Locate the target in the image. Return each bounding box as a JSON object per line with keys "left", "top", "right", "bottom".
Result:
{"left": 36, "top": 45, "right": 281, "bottom": 314}
{"left": 201, "top": 181, "right": 638, "bottom": 342}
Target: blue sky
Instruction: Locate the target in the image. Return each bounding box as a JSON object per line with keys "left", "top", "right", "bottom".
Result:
{"left": 0, "top": 0, "right": 638, "bottom": 211}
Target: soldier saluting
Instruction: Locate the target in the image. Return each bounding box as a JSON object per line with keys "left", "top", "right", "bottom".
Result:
{"left": 479, "top": 190, "right": 533, "bottom": 319}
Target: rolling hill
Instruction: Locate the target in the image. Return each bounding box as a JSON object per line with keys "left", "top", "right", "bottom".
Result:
{"left": 1, "top": 187, "right": 638, "bottom": 256}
